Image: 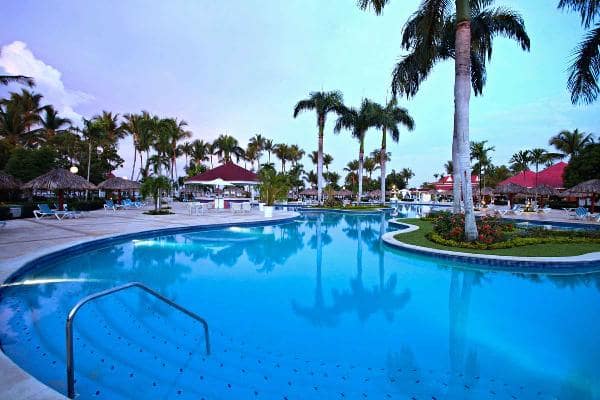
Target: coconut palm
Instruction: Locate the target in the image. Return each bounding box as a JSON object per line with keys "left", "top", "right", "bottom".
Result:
{"left": 293, "top": 90, "right": 345, "bottom": 204}
{"left": 528, "top": 147, "right": 550, "bottom": 200}
{"left": 180, "top": 141, "right": 193, "bottom": 170}
{"left": 263, "top": 139, "right": 274, "bottom": 165}
{"left": 164, "top": 118, "right": 191, "bottom": 181}
{"left": 121, "top": 113, "right": 144, "bottom": 180}
{"left": 245, "top": 142, "right": 260, "bottom": 171}
{"left": 470, "top": 140, "right": 495, "bottom": 197}
{"left": 274, "top": 143, "right": 291, "bottom": 173}
{"left": 190, "top": 139, "right": 210, "bottom": 167}
{"left": 39, "top": 106, "right": 71, "bottom": 141}
{"left": 549, "top": 129, "right": 594, "bottom": 158}
{"left": 359, "top": 0, "right": 530, "bottom": 240}
{"left": 249, "top": 134, "right": 266, "bottom": 165}
{"left": 371, "top": 98, "right": 414, "bottom": 204}
{"left": 364, "top": 157, "right": 378, "bottom": 180}
{"left": 288, "top": 144, "right": 305, "bottom": 168}
{"left": 334, "top": 99, "right": 378, "bottom": 202}
{"left": 212, "top": 134, "right": 244, "bottom": 163}
{"left": 558, "top": 0, "right": 600, "bottom": 103}
{"left": 399, "top": 168, "right": 415, "bottom": 188}
{"left": 94, "top": 111, "right": 124, "bottom": 143}
{"left": 344, "top": 160, "right": 360, "bottom": 190}
{"left": 509, "top": 150, "right": 531, "bottom": 182}
{"left": 0, "top": 89, "right": 45, "bottom": 146}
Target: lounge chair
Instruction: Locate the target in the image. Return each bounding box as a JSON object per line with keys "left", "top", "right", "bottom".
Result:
{"left": 34, "top": 204, "right": 57, "bottom": 220}
{"left": 230, "top": 202, "right": 243, "bottom": 214}
{"left": 574, "top": 207, "right": 591, "bottom": 220}
{"left": 104, "top": 200, "right": 123, "bottom": 212}
{"left": 241, "top": 202, "right": 252, "bottom": 213}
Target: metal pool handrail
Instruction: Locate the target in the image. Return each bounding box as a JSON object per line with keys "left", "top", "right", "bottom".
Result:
{"left": 65, "top": 281, "right": 210, "bottom": 399}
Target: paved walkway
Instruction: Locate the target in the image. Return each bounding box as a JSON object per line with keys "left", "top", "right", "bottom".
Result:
{"left": 0, "top": 203, "right": 298, "bottom": 400}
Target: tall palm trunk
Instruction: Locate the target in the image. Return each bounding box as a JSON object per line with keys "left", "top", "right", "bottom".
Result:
{"left": 452, "top": 129, "right": 462, "bottom": 213}
{"left": 358, "top": 138, "right": 364, "bottom": 203}
{"left": 131, "top": 144, "right": 137, "bottom": 181}
{"left": 455, "top": 0, "right": 478, "bottom": 241}
{"left": 317, "top": 121, "right": 325, "bottom": 204}
{"left": 380, "top": 128, "right": 387, "bottom": 205}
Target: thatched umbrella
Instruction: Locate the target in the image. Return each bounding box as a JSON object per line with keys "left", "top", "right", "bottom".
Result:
{"left": 98, "top": 177, "right": 141, "bottom": 203}
{"left": 300, "top": 188, "right": 318, "bottom": 196}
{"left": 481, "top": 187, "right": 494, "bottom": 196}
{"left": 562, "top": 179, "right": 600, "bottom": 212}
{"left": 335, "top": 189, "right": 353, "bottom": 198}
{"left": 22, "top": 168, "right": 97, "bottom": 210}
{"left": 495, "top": 183, "right": 527, "bottom": 207}
{"left": 0, "top": 171, "right": 20, "bottom": 190}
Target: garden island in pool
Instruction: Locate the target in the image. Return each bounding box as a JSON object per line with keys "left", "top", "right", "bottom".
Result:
{"left": 1, "top": 207, "right": 600, "bottom": 400}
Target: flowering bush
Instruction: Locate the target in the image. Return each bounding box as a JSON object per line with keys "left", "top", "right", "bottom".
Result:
{"left": 431, "top": 213, "right": 515, "bottom": 244}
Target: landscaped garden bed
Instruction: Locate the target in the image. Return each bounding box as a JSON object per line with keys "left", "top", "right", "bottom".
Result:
{"left": 394, "top": 212, "right": 600, "bottom": 257}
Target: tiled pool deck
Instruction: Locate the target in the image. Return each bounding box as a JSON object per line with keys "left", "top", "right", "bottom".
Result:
{"left": 0, "top": 204, "right": 299, "bottom": 400}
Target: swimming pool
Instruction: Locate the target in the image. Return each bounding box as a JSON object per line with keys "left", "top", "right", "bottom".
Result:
{"left": 1, "top": 210, "right": 599, "bottom": 399}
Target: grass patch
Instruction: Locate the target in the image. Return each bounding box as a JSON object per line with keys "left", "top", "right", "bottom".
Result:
{"left": 394, "top": 218, "right": 600, "bottom": 257}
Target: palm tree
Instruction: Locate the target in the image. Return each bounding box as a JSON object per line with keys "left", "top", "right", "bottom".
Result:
{"left": 470, "top": 140, "right": 495, "bottom": 197}
{"left": 549, "top": 129, "right": 594, "bottom": 158}
{"left": 399, "top": 168, "right": 415, "bottom": 188}
{"left": 558, "top": 0, "right": 600, "bottom": 104}
{"left": 359, "top": 0, "right": 530, "bottom": 241}
{"left": 165, "top": 118, "right": 191, "bottom": 181}
{"left": 180, "top": 141, "right": 193, "bottom": 170}
{"left": 39, "top": 106, "right": 71, "bottom": 141}
{"left": 528, "top": 147, "right": 549, "bottom": 200}
{"left": 334, "top": 99, "right": 378, "bottom": 202}
{"left": 94, "top": 111, "right": 124, "bottom": 143}
{"left": 1, "top": 89, "right": 45, "bottom": 146}
{"left": 245, "top": 143, "right": 260, "bottom": 171}
{"left": 509, "top": 150, "right": 531, "bottom": 182}
{"left": 363, "top": 157, "right": 377, "bottom": 180}
{"left": 444, "top": 160, "right": 454, "bottom": 176}
{"left": 212, "top": 134, "right": 244, "bottom": 163}
{"left": 323, "top": 153, "right": 333, "bottom": 172}
{"left": 288, "top": 144, "right": 305, "bottom": 168}
{"left": 249, "top": 134, "right": 266, "bottom": 165}
{"left": 121, "top": 113, "right": 144, "bottom": 180}
{"left": 263, "top": 139, "right": 274, "bottom": 165}
{"left": 190, "top": 139, "right": 210, "bottom": 167}
{"left": 371, "top": 98, "right": 414, "bottom": 204}
{"left": 293, "top": 90, "right": 345, "bottom": 204}
{"left": 274, "top": 143, "right": 291, "bottom": 172}
{"left": 344, "top": 160, "right": 360, "bottom": 191}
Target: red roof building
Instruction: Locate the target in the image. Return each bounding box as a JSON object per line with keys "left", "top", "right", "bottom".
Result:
{"left": 498, "top": 162, "right": 567, "bottom": 189}
{"left": 185, "top": 162, "right": 259, "bottom": 185}
{"left": 434, "top": 175, "right": 479, "bottom": 191}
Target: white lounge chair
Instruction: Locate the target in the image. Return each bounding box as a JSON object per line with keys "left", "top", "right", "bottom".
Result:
{"left": 230, "top": 202, "right": 243, "bottom": 214}
{"left": 241, "top": 202, "right": 252, "bottom": 213}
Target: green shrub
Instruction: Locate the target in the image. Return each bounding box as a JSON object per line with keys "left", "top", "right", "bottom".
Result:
{"left": 427, "top": 231, "right": 600, "bottom": 250}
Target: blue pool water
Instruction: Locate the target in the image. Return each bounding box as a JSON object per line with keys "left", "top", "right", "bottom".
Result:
{"left": 1, "top": 210, "right": 600, "bottom": 399}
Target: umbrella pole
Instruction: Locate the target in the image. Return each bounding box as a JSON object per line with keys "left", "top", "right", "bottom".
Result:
{"left": 58, "top": 189, "right": 64, "bottom": 211}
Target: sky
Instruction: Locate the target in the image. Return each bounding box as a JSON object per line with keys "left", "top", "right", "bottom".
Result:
{"left": 1, "top": 0, "right": 599, "bottom": 186}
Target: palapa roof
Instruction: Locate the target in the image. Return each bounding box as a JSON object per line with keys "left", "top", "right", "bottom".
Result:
{"left": 334, "top": 189, "right": 353, "bottom": 197}
{"left": 299, "top": 188, "right": 318, "bottom": 196}
{"left": 0, "top": 171, "right": 20, "bottom": 190}
{"left": 480, "top": 187, "right": 495, "bottom": 196}
{"left": 185, "top": 162, "right": 258, "bottom": 184}
{"left": 494, "top": 182, "right": 527, "bottom": 194}
{"left": 22, "top": 168, "right": 97, "bottom": 191}
{"left": 530, "top": 184, "right": 560, "bottom": 197}
{"left": 498, "top": 162, "right": 567, "bottom": 189}
{"left": 562, "top": 179, "right": 600, "bottom": 197}
{"left": 97, "top": 177, "right": 141, "bottom": 190}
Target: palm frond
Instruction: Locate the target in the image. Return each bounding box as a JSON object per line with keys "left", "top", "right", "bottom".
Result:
{"left": 567, "top": 23, "right": 600, "bottom": 104}
{"left": 0, "top": 75, "right": 34, "bottom": 87}
{"left": 558, "top": 0, "right": 600, "bottom": 28}
{"left": 357, "top": 0, "right": 390, "bottom": 15}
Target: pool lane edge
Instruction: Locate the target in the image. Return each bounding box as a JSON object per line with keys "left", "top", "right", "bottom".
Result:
{"left": 0, "top": 211, "right": 300, "bottom": 400}
{"left": 383, "top": 220, "right": 600, "bottom": 274}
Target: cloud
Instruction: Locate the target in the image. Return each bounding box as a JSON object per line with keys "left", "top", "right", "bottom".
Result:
{"left": 0, "top": 41, "right": 92, "bottom": 122}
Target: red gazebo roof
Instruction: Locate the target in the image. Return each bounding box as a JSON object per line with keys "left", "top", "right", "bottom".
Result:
{"left": 434, "top": 175, "right": 478, "bottom": 191}
{"left": 498, "top": 162, "right": 567, "bottom": 189}
{"left": 185, "top": 162, "right": 259, "bottom": 184}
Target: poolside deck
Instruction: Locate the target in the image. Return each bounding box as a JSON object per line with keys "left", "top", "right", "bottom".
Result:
{"left": 0, "top": 203, "right": 298, "bottom": 400}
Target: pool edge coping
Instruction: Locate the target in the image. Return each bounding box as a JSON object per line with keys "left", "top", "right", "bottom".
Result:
{"left": 0, "top": 211, "right": 300, "bottom": 400}
{"left": 383, "top": 220, "right": 600, "bottom": 272}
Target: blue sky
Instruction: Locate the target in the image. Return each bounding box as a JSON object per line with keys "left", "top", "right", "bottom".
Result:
{"left": 1, "top": 0, "right": 599, "bottom": 186}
